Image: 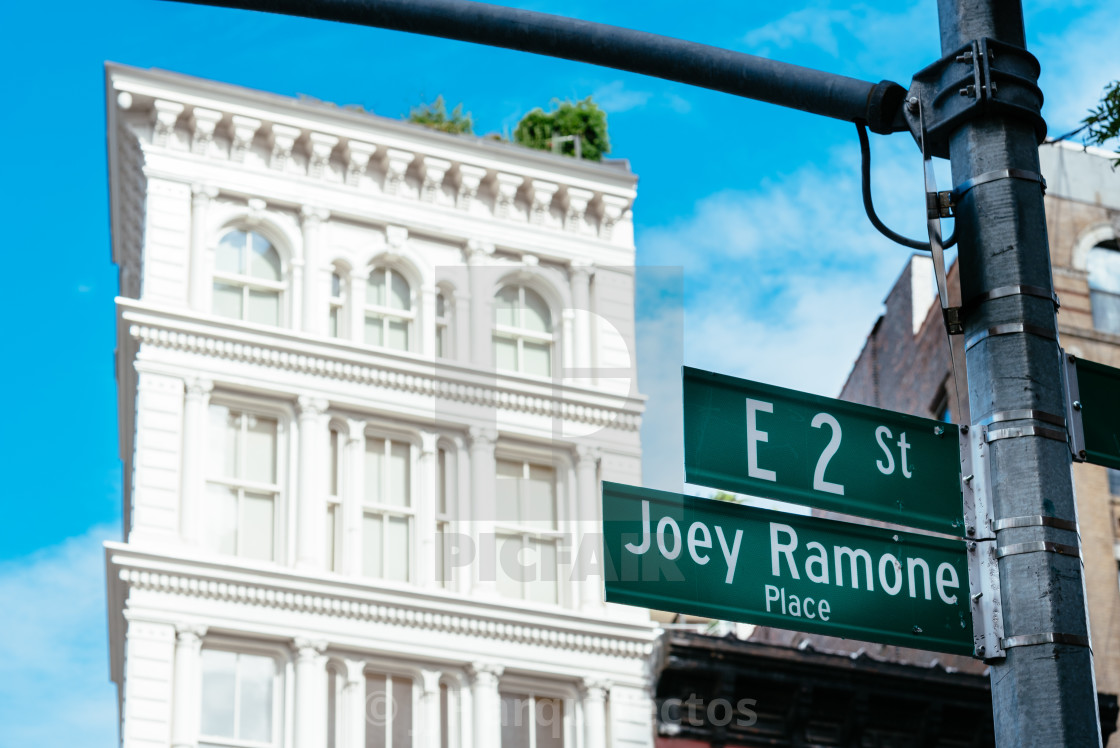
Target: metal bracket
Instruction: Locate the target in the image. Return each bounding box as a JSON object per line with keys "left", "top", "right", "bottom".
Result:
{"left": 964, "top": 322, "right": 1056, "bottom": 351}
{"left": 1062, "top": 350, "right": 1087, "bottom": 462}
{"left": 996, "top": 541, "right": 1081, "bottom": 560}
{"left": 953, "top": 168, "right": 1045, "bottom": 200}
{"left": 903, "top": 37, "right": 1046, "bottom": 159}
{"left": 993, "top": 514, "right": 1079, "bottom": 533}
{"left": 1002, "top": 632, "right": 1091, "bottom": 650}
{"left": 966, "top": 284, "right": 1060, "bottom": 310}
{"left": 963, "top": 426, "right": 1005, "bottom": 660}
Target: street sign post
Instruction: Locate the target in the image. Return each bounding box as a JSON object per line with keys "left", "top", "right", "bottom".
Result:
{"left": 1070, "top": 357, "right": 1120, "bottom": 470}
{"left": 603, "top": 481, "right": 974, "bottom": 655}
{"left": 684, "top": 366, "right": 965, "bottom": 535}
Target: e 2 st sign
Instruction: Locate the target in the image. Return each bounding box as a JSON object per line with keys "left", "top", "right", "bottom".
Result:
{"left": 684, "top": 366, "right": 964, "bottom": 535}
{"left": 602, "top": 482, "right": 975, "bottom": 655}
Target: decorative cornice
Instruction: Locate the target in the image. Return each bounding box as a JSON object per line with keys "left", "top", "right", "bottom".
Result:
{"left": 307, "top": 132, "right": 340, "bottom": 179}
{"left": 270, "top": 124, "right": 301, "bottom": 170}
{"left": 345, "top": 141, "right": 377, "bottom": 186}
{"left": 151, "top": 99, "right": 184, "bottom": 147}
{"left": 117, "top": 566, "right": 654, "bottom": 659}
{"left": 124, "top": 316, "right": 642, "bottom": 433}
{"left": 229, "top": 115, "right": 262, "bottom": 163}
{"left": 421, "top": 157, "right": 452, "bottom": 203}
{"left": 190, "top": 108, "right": 223, "bottom": 156}
{"left": 383, "top": 148, "right": 414, "bottom": 196}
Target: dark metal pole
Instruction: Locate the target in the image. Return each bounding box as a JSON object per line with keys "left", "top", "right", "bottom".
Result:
{"left": 938, "top": 1, "right": 1101, "bottom": 744}
{"left": 166, "top": 0, "right": 907, "bottom": 132}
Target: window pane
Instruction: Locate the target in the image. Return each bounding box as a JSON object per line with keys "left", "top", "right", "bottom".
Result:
{"left": 386, "top": 516, "right": 410, "bottom": 582}
{"left": 495, "top": 286, "right": 518, "bottom": 327}
{"left": 213, "top": 282, "right": 243, "bottom": 319}
{"left": 216, "top": 232, "right": 245, "bottom": 274}
{"left": 330, "top": 431, "right": 340, "bottom": 496}
{"left": 496, "top": 460, "right": 521, "bottom": 524}
{"left": 1091, "top": 290, "right": 1120, "bottom": 335}
{"left": 1089, "top": 245, "right": 1120, "bottom": 293}
{"left": 1109, "top": 469, "right": 1120, "bottom": 496}
{"left": 200, "top": 650, "right": 237, "bottom": 738}
{"left": 329, "top": 307, "right": 340, "bottom": 337}
{"left": 244, "top": 415, "right": 277, "bottom": 483}
{"left": 367, "top": 270, "right": 386, "bottom": 306}
{"left": 364, "top": 315, "right": 384, "bottom": 346}
{"left": 365, "top": 439, "right": 384, "bottom": 505}
{"left": 331, "top": 272, "right": 342, "bottom": 298}
{"left": 436, "top": 524, "right": 447, "bottom": 586}
{"left": 363, "top": 513, "right": 383, "bottom": 577}
{"left": 523, "top": 340, "right": 551, "bottom": 377}
{"left": 390, "top": 271, "right": 411, "bottom": 311}
{"left": 250, "top": 237, "right": 282, "bottom": 281}
{"left": 365, "top": 675, "right": 387, "bottom": 748}
{"left": 206, "top": 485, "right": 238, "bottom": 556}
{"left": 523, "top": 288, "right": 551, "bottom": 332}
{"left": 501, "top": 693, "right": 532, "bottom": 747}
{"left": 388, "top": 319, "right": 409, "bottom": 350}
{"left": 528, "top": 539, "right": 558, "bottom": 605}
{"left": 437, "top": 449, "right": 448, "bottom": 515}
{"left": 440, "top": 683, "right": 450, "bottom": 748}
{"left": 496, "top": 533, "right": 523, "bottom": 600}
{"left": 494, "top": 336, "right": 517, "bottom": 372}
{"left": 327, "top": 503, "right": 338, "bottom": 572}
{"left": 208, "top": 405, "right": 238, "bottom": 479}
{"left": 328, "top": 668, "right": 338, "bottom": 748}
{"left": 237, "top": 653, "right": 275, "bottom": 742}
{"left": 436, "top": 326, "right": 447, "bottom": 358}
{"left": 526, "top": 465, "right": 556, "bottom": 530}
{"left": 436, "top": 293, "right": 445, "bottom": 317}
{"left": 240, "top": 493, "right": 275, "bottom": 561}
{"left": 535, "top": 698, "right": 564, "bottom": 748}
{"left": 248, "top": 288, "right": 280, "bottom": 326}
{"left": 392, "top": 676, "right": 414, "bottom": 748}
{"left": 389, "top": 442, "right": 410, "bottom": 507}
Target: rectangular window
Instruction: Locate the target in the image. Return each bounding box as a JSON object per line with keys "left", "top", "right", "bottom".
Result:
{"left": 365, "top": 673, "right": 414, "bottom": 748}
{"left": 363, "top": 437, "right": 413, "bottom": 582}
{"left": 500, "top": 693, "right": 564, "bottom": 748}
{"left": 1108, "top": 469, "right": 1120, "bottom": 496}
{"left": 495, "top": 459, "right": 559, "bottom": 604}
{"left": 206, "top": 406, "right": 279, "bottom": 561}
{"left": 200, "top": 650, "right": 276, "bottom": 747}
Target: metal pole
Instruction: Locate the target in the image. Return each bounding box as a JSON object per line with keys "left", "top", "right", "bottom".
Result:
{"left": 167, "top": 0, "right": 907, "bottom": 132}
{"left": 938, "top": 0, "right": 1101, "bottom": 744}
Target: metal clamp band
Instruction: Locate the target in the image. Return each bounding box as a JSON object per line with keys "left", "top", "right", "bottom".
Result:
{"left": 1001, "top": 632, "right": 1091, "bottom": 650}
{"left": 986, "top": 425, "right": 1068, "bottom": 443}
{"left": 977, "top": 409, "right": 1066, "bottom": 428}
{"left": 965, "top": 323, "right": 1056, "bottom": 351}
{"left": 993, "top": 515, "right": 1079, "bottom": 532}
{"left": 953, "top": 168, "right": 1046, "bottom": 199}
{"left": 996, "top": 541, "right": 1081, "bottom": 559}
{"left": 968, "top": 284, "right": 1060, "bottom": 309}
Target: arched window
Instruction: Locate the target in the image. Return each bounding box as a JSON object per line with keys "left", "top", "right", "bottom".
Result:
{"left": 493, "top": 285, "right": 553, "bottom": 377}
{"left": 328, "top": 269, "right": 346, "bottom": 338}
{"left": 213, "top": 229, "right": 283, "bottom": 326}
{"left": 1088, "top": 240, "right": 1120, "bottom": 334}
{"left": 365, "top": 267, "right": 412, "bottom": 351}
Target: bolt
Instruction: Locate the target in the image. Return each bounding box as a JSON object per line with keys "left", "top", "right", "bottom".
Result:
{"left": 906, "top": 96, "right": 919, "bottom": 114}
{"left": 1068, "top": 353, "right": 1077, "bottom": 364}
{"left": 977, "top": 645, "right": 986, "bottom": 656}
{"left": 964, "top": 473, "right": 974, "bottom": 483}
{"left": 912, "top": 626, "right": 923, "bottom": 634}
{"left": 934, "top": 426, "right": 945, "bottom": 436}
{"left": 961, "top": 425, "right": 969, "bottom": 435}
{"left": 967, "top": 525, "right": 976, "bottom": 536}
{"left": 972, "top": 592, "right": 983, "bottom": 603}
{"left": 968, "top": 542, "right": 977, "bottom": 552}
{"left": 1073, "top": 401, "right": 1082, "bottom": 411}
{"left": 1080, "top": 449, "right": 1087, "bottom": 459}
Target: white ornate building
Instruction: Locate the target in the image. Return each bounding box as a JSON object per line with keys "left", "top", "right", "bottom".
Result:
{"left": 103, "top": 64, "right": 657, "bottom": 748}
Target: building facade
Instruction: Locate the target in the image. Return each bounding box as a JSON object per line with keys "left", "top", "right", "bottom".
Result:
{"left": 103, "top": 64, "right": 657, "bottom": 748}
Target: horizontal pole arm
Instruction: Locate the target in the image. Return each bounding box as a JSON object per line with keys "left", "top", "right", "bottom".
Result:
{"left": 167, "top": 0, "right": 907, "bottom": 132}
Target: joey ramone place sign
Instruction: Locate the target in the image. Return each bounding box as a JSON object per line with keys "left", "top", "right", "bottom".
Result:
{"left": 683, "top": 366, "right": 965, "bottom": 535}
{"left": 602, "top": 482, "right": 974, "bottom": 655}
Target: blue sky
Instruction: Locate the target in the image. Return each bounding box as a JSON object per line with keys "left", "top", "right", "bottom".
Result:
{"left": 1, "top": 0, "right": 1116, "bottom": 744}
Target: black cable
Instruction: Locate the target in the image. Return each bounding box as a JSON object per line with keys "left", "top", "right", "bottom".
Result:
{"left": 857, "top": 123, "right": 956, "bottom": 252}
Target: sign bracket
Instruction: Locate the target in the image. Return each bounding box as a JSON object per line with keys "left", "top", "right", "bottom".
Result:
{"left": 963, "top": 425, "right": 1005, "bottom": 660}
{"left": 1061, "top": 349, "right": 1087, "bottom": 462}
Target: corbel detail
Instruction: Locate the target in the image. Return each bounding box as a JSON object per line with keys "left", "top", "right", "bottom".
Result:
{"left": 530, "top": 180, "right": 560, "bottom": 225}
{"left": 307, "top": 132, "right": 340, "bottom": 178}
{"left": 600, "top": 195, "right": 631, "bottom": 241}
{"left": 420, "top": 157, "right": 452, "bottom": 202}
{"left": 269, "top": 124, "right": 302, "bottom": 171}
{"left": 565, "top": 187, "right": 595, "bottom": 233}
{"left": 189, "top": 108, "right": 223, "bottom": 156}
{"left": 492, "top": 172, "right": 524, "bottom": 219}
{"left": 151, "top": 100, "right": 184, "bottom": 147}
{"left": 383, "top": 148, "right": 415, "bottom": 195}
{"left": 456, "top": 164, "right": 488, "bottom": 211}
{"left": 345, "top": 141, "right": 377, "bottom": 186}
{"left": 229, "top": 115, "right": 262, "bottom": 163}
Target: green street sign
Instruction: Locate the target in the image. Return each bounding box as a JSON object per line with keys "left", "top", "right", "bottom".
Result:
{"left": 684, "top": 366, "right": 965, "bottom": 535}
{"left": 603, "top": 482, "right": 975, "bottom": 656}
{"left": 1073, "top": 358, "right": 1120, "bottom": 470}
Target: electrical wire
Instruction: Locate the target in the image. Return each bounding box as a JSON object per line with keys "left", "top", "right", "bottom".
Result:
{"left": 857, "top": 123, "right": 956, "bottom": 252}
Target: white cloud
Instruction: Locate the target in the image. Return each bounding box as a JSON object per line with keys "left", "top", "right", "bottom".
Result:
{"left": 592, "top": 80, "right": 653, "bottom": 113}
{"left": 0, "top": 524, "right": 119, "bottom": 747}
